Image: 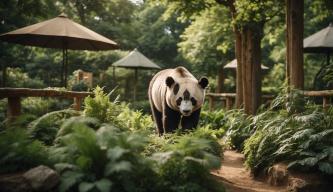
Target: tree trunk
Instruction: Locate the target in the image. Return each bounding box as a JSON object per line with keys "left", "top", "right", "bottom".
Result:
{"left": 286, "top": 0, "right": 304, "bottom": 89}
{"left": 235, "top": 30, "right": 243, "bottom": 107}
{"left": 242, "top": 26, "right": 263, "bottom": 115}
{"left": 216, "top": 65, "right": 224, "bottom": 93}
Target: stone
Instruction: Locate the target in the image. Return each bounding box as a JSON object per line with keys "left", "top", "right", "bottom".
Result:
{"left": 23, "top": 165, "right": 59, "bottom": 191}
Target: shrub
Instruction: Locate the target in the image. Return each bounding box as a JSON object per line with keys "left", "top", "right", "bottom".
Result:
{"left": 0, "top": 128, "right": 51, "bottom": 173}
{"left": 28, "top": 109, "right": 81, "bottom": 145}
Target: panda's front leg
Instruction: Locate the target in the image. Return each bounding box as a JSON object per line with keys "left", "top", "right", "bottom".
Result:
{"left": 181, "top": 108, "right": 201, "bottom": 130}
{"left": 163, "top": 103, "right": 181, "bottom": 133}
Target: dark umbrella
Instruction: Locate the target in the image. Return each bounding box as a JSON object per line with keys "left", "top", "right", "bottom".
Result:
{"left": 0, "top": 13, "right": 118, "bottom": 87}
{"left": 304, "top": 23, "right": 333, "bottom": 66}
{"left": 112, "top": 48, "right": 161, "bottom": 100}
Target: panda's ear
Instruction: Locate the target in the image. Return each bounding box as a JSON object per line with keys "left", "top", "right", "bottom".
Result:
{"left": 166, "top": 76, "right": 175, "bottom": 88}
{"left": 198, "top": 77, "right": 209, "bottom": 89}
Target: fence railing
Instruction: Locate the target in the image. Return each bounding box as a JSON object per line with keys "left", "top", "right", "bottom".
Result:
{"left": 206, "top": 90, "right": 333, "bottom": 111}
{"left": 0, "top": 88, "right": 93, "bottom": 120}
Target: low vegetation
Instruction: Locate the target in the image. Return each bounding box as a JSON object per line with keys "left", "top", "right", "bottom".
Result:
{"left": 0, "top": 87, "right": 225, "bottom": 192}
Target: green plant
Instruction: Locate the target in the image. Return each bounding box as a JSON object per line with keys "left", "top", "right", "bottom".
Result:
{"left": 28, "top": 109, "right": 81, "bottom": 145}
{"left": 242, "top": 94, "right": 333, "bottom": 176}
{"left": 54, "top": 121, "right": 158, "bottom": 192}
{"left": 152, "top": 134, "right": 224, "bottom": 192}
{"left": 0, "top": 128, "right": 51, "bottom": 173}
{"left": 83, "top": 86, "right": 122, "bottom": 125}
{"left": 225, "top": 109, "right": 254, "bottom": 151}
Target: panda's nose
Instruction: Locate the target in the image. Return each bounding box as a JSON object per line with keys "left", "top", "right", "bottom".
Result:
{"left": 183, "top": 110, "right": 190, "bottom": 114}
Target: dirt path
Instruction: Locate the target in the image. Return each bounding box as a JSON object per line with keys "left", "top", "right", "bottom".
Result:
{"left": 212, "top": 150, "right": 286, "bottom": 192}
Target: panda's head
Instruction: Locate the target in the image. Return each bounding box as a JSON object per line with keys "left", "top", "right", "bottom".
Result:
{"left": 165, "top": 76, "right": 208, "bottom": 116}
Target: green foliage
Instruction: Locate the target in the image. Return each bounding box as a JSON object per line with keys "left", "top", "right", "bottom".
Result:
{"left": 6, "top": 68, "right": 44, "bottom": 88}
{"left": 225, "top": 110, "right": 254, "bottom": 151}
{"left": 28, "top": 109, "right": 81, "bottom": 145}
{"left": 239, "top": 92, "right": 333, "bottom": 176}
{"left": 83, "top": 86, "right": 122, "bottom": 124}
{"left": 151, "top": 133, "right": 224, "bottom": 192}
{"left": 0, "top": 128, "right": 51, "bottom": 173}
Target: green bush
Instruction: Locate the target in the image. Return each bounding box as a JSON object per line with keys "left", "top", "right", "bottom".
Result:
{"left": 28, "top": 109, "right": 81, "bottom": 145}
{"left": 241, "top": 91, "right": 333, "bottom": 176}
{"left": 83, "top": 86, "right": 122, "bottom": 125}
{"left": 0, "top": 128, "right": 51, "bottom": 173}
{"left": 225, "top": 109, "right": 253, "bottom": 151}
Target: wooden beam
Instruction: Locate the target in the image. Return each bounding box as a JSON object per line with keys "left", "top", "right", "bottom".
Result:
{"left": 0, "top": 88, "right": 92, "bottom": 99}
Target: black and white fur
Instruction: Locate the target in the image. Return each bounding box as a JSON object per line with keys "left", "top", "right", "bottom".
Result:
{"left": 148, "top": 67, "right": 208, "bottom": 135}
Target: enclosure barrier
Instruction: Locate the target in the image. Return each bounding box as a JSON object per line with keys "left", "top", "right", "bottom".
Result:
{"left": 303, "top": 90, "right": 333, "bottom": 110}
{"left": 206, "top": 90, "right": 333, "bottom": 111}
{"left": 0, "top": 88, "right": 93, "bottom": 120}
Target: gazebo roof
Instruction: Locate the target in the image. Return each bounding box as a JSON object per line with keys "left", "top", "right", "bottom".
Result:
{"left": 304, "top": 23, "right": 333, "bottom": 53}
{"left": 112, "top": 48, "right": 161, "bottom": 69}
{"left": 224, "top": 59, "right": 268, "bottom": 70}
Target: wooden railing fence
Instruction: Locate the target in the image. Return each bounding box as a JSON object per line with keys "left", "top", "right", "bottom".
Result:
{"left": 0, "top": 88, "right": 93, "bottom": 120}
{"left": 206, "top": 90, "right": 333, "bottom": 111}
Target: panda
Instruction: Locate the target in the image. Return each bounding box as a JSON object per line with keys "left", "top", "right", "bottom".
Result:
{"left": 148, "top": 66, "right": 208, "bottom": 135}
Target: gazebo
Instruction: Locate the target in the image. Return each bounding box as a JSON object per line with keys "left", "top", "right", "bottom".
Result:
{"left": 112, "top": 48, "right": 161, "bottom": 100}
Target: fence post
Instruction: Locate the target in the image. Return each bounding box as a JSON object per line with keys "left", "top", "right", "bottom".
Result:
{"left": 7, "top": 97, "right": 21, "bottom": 120}
{"left": 226, "top": 97, "right": 233, "bottom": 110}
{"left": 323, "top": 97, "right": 330, "bottom": 110}
{"left": 73, "top": 97, "right": 83, "bottom": 111}
{"left": 208, "top": 96, "right": 215, "bottom": 111}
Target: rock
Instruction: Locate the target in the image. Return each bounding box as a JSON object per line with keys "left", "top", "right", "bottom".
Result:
{"left": 23, "top": 165, "right": 59, "bottom": 191}
{"left": 267, "top": 163, "right": 289, "bottom": 186}
{"left": 0, "top": 173, "right": 32, "bottom": 192}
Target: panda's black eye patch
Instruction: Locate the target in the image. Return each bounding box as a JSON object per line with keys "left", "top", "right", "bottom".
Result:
{"left": 176, "top": 97, "right": 182, "bottom": 106}
{"left": 191, "top": 97, "right": 197, "bottom": 106}
{"left": 173, "top": 83, "right": 179, "bottom": 95}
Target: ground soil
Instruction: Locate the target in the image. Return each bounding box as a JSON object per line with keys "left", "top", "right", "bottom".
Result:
{"left": 212, "top": 150, "right": 286, "bottom": 192}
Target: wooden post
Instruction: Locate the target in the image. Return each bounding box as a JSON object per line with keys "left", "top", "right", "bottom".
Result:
{"left": 323, "top": 97, "right": 330, "bottom": 110}
{"left": 226, "top": 97, "right": 233, "bottom": 110}
{"left": 73, "top": 97, "right": 82, "bottom": 111}
{"left": 286, "top": 0, "right": 304, "bottom": 89}
{"left": 7, "top": 97, "right": 21, "bottom": 120}
{"left": 208, "top": 96, "right": 215, "bottom": 111}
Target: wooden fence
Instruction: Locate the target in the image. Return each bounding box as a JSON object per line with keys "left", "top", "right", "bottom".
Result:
{"left": 206, "top": 90, "right": 333, "bottom": 111}
{"left": 0, "top": 88, "right": 93, "bottom": 120}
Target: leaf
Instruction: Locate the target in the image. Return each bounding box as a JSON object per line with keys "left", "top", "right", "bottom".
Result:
{"left": 105, "top": 161, "right": 132, "bottom": 175}
{"left": 59, "top": 171, "right": 84, "bottom": 192}
{"left": 107, "top": 146, "right": 129, "bottom": 161}
{"left": 95, "top": 179, "right": 112, "bottom": 192}
{"left": 79, "top": 182, "right": 95, "bottom": 192}
{"left": 318, "top": 162, "right": 333, "bottom": 175}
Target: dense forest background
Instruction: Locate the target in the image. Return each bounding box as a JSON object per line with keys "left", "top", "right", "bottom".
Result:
{"left": 1, "top": 0, "right": 333, "bottom": 101}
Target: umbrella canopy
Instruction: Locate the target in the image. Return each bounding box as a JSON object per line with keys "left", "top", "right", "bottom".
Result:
{"left": 0, "top": 13, "right": 118, "bottom": 87}
{"left": 112, "top": 48, "right": 161, "bottom": 69}
{"left": 112, "top": 48, "right": 161, "bottom": 100}
{"left": 0, "top": 13, "right": 118, "bottom": 50}
{"left": 224, "top": 59, "right": 268, "bottom": 70}
{"left": 304, "top": 23, "right": 333, "bottom": 53}
{"left": 304, "top": 23, "right": 333, "bottom": 66}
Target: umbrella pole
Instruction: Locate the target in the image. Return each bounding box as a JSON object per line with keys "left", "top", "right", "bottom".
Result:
{"left": 65, "top": 48, "right": 68, "bottom": 88}
{"left": 327, "top": 51, "right": 330, "bottom": 66}
{"left": 113, "top": 66, "right": 116, "bottom": 87}
{"left": 61, "top": 48, "right": 65, "bottom": 87}
{"left": 134, "top": 68, "right": 138, "bottom": 101}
